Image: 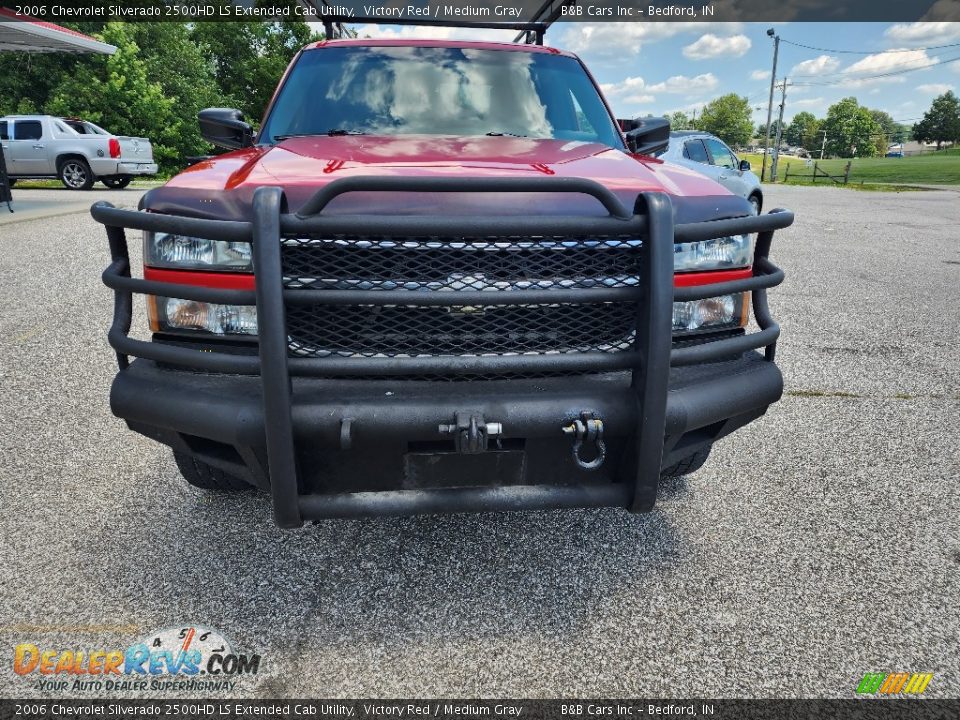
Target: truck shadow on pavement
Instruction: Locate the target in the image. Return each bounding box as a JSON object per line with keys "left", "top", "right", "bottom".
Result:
{"left": 101, "top": 457, "right": 690, "bottom": 649}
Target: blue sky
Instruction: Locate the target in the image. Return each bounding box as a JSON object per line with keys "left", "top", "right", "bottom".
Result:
{"left": 349, "top": 21, "right": 960, "bottom": 126}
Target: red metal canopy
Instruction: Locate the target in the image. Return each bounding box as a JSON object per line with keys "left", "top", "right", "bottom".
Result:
{"left": 0, "top": 9, "right": 116, "bottom": 54}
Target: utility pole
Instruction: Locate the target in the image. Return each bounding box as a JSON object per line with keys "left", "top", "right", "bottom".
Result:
{"left": 820, "top": 129, "right": 828, "bottom": 159}
{"left": 761, "top": 28, "right": 779, "bottom": 183}
{"left": 770, "top": 78, "right": 788, "bottom": 181}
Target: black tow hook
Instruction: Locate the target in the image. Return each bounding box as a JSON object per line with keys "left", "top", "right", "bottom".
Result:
{"left": 562, "top": 411, "right": 606, "bottom": 471}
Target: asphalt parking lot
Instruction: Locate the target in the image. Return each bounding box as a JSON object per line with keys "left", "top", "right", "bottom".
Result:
{"left": 0, "top": 184, "right": 958, "bottom": 699}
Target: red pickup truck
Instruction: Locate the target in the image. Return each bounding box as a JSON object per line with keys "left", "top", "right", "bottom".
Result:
{"left": 93, "top": 37, "right": 793, "bottom": 528}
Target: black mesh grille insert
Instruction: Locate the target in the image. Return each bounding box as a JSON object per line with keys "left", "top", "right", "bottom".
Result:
{"left": 281, "top": 235, "right": 643, "bottom": 366}
{"left": 287, "top": 302, "right": 637, "bottom": 358}
{"left": 282, "top": 236, "right": 642, "bottom": 291}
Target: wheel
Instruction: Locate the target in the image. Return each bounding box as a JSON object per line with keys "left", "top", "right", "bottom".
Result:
{"left": 173, "top": 451, "right": 251, "bottom": 492}
{"left": 748, "top": 193, "right": 762, "bottom": 215}
{"left": 101, "top": 175, "right": 132, "bottom": 189}
{"left": 661, "top": 446, "right": 712, "bottom": 479}
{"left": 58, "top": 157, "right": 94, "bottom": 190}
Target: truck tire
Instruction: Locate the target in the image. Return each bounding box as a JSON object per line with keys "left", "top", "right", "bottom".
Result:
{"left": 102, "top": 175, "right": 133, "bottom": 189}
{"left": 173, "top": 451, "right": 251, "bottom": 492}
{"left": 661, "top": 446, "right": 711, "bottom": 479}
{"left": 58, "top": 157, "right": 94, "bottom": 190}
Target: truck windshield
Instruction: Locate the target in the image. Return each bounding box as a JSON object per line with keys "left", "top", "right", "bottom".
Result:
{"left": 260, "top": 46, "right": 622, "bottom": 148}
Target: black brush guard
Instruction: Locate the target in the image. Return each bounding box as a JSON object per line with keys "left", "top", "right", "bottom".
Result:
{"left": 93, "top": 178, "right": 793, "bottom": 527}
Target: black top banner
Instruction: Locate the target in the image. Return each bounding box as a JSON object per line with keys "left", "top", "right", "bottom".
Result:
{"left": 0, "top": 0, "right": 958, "bottom": 23}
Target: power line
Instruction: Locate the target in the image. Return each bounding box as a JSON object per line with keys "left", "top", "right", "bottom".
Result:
{"left": 791, "top": 51, "right": 960, "bottom": 80}
{"left": 790, "top": 53, "right": 960, "bottom": 85}
{"left": 780, "top": 38, "right": 960, "bottom": 55}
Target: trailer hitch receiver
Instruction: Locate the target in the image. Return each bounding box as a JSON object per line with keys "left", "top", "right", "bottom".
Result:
{"left": 439, "top": 412, "right": 503, "bottom": 454}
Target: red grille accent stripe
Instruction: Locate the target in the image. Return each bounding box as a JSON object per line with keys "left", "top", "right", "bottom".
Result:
{"left": 143, "top": 266, "right": 256, "bottom": 291}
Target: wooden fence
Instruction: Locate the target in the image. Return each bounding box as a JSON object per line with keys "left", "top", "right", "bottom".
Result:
{"left": 782, "top": 160, "right": 852, "bottom": 185}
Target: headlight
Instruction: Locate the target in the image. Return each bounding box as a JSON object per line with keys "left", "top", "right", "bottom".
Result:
{"left": 673, "top": 293, "right": 748, "bottom": 334}
{"left": 674, "top": 234, "right": 753, "bottom": 272}
{"left": 148, "top": 296, "right": 258, "bottom": 337}
{"left": 144, "top": 232, "right": 252, "bottom": 271}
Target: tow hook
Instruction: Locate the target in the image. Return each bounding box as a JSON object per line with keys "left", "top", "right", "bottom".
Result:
{"left": 439, "top": 411, "right": 503, "bottom": 454}
{"left": 562, "top": 411, "right": 606, "bottom": 471}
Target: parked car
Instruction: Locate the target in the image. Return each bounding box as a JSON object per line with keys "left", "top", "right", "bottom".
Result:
{"left": 657, "top": 131, "right": 764, "bottom": 214}
{"left": 92, "top": 37, "right": 793, "bottom": 528}
{"left": 0, "top": 115, "right": 157, "bottom": 190}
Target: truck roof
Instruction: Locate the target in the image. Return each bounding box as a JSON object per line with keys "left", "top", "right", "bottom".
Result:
{"left": 308, "top": 37, "right": 576, "bottom": 58}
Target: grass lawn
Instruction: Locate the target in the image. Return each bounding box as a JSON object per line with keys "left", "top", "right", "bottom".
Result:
{"left": 741, "top": 148, "right": 960, "bottom": 186}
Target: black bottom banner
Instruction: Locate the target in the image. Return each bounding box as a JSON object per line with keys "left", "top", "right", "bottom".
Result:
{"left": 2, "top": 700, "right": 959, "bottom": 720}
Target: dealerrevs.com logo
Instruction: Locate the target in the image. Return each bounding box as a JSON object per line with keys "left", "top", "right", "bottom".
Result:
{"left": 14, "top": 626, "right": 261, "bottom": 693}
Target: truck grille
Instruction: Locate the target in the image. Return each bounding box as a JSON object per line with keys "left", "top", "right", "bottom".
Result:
{"left": 281, "top": 235, "right": 642, "bottom": 361}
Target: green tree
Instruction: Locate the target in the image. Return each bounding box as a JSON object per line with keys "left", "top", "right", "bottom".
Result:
{"left": 0, "top": 53, "right": 80, "bottom": 116}
{"left": 667, "top": 111, "right": 693, "bottom": 130}
{"left": 697, "top": 94, "right": 753, "bottom": 148}
{"left": 869, "top": 109, "right": 896, "bottom": 139}
{"left": 912, "top": 91, "right": 960, "bottom": 150}
{"left": 126, "top": 23, "right": 222, "bottom": 164}
{"left": 785, "top": 111, "right": 817, "bottom": 148}
{"left": 189, "top": 21, "right": 319, "bottom": 124}
{"left": 44, "top": 23, "right": 179, "bottom": 170}
{"left": 756, "top": 119, "right": 781, "bottom": 142}
{"left": 868, "top": 109, "right": 898, "bottom": 155}
{"left": 801, "top": 119, "right": 823, "bottom": 153}
{"left": 821, "top": 97, "right": 882, "bottom": 158}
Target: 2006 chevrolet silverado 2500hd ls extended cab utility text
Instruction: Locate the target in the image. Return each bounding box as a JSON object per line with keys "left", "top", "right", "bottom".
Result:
{"left": 93, "top": 38, "right": 793, "bottom": 528}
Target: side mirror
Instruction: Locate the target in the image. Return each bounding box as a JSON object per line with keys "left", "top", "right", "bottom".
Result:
{"left": 739, "top": 159, "right": 751, "bottom": 171}
{"left": 624, "top": 117, "right": 670, "bottom": 156}
{"left": 617, "top": 118, "right": 639, "bottom": 133}
{"left": 199, "top": 108, "right": 253, "bottom": 150}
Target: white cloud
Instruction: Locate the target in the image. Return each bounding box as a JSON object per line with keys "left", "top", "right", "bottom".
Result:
{"left": 790, "top": 97, "right": 826, "bottom": 108}
{"left": 884, "top": 22, "right": 960, "bottom": 44}
{"left": 600, "top": 76, "right": 655, "bottom": 105}
{"left": 682, "top": 33, "right": 751, "bottom": 60}
{"left": 843, "top": 49, "right": 937, "bottom": 75}
{"left": 750, "top": 69, "right": 771, "bottom": 81}
{"left": 559, "top": 22, "right": 739, "bottom": 59}
{"left": 834, "top": 49, "right": 937, "bottom": 87}
{"left": 837, "top": 76, "right": 909, "bottom": 89}
{"left": 916, "top": 83, "right": 955, "bottom": 94}
{"left": 790, "top": 55, "right": 841, "bottom": 77}
{"left": 647, "top": 73, "right": 719, "bottom": 94}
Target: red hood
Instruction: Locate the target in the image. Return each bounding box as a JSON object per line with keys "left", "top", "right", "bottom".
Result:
{"left": 159, "top": 135, "right": 739, "bottom": 218}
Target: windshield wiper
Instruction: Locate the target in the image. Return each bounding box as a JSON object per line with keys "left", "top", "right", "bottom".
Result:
{"left": 274, "top": 129, "right": 367, "bottom": 141}
{"left": 485, "top": 131, "right": 528, "bottom": 138}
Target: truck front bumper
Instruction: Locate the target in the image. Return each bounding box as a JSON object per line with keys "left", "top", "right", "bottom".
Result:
{"left": 93, "top": 177, "right": 793, "bottom": 527}
{"left": 112, "top": 351, "right": 781, "bottom": 518}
